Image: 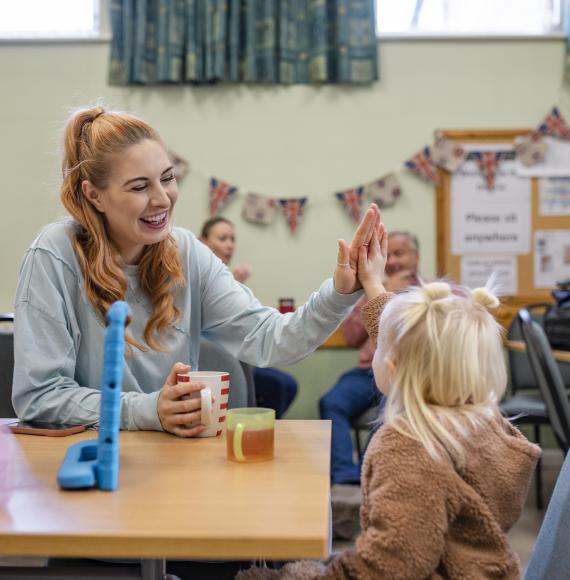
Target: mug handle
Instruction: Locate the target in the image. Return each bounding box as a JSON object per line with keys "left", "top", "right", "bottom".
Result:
{"left": 233, "top": 422, "right": 246, "bottom": 462}
{"left": 200, "top": 388, "right": 213, "bottom": 427}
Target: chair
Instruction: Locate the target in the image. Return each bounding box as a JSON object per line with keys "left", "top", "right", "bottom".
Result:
{"left": 500, "top": 306, "right": 555, "bottom": 509}
{"left": 198, "top": 338, "right": 255, "bottom": 409}
{"left": 518, "top": 309, "right": 570, "bottom": 453}
{"left": 0, "top": 314, "right": 16, "bottom": 418}
{"left": 351, "top": 405, "right": 380, "bottom": 458}
{"left": 524, "top": 451, "right": 570, "bottom": 579}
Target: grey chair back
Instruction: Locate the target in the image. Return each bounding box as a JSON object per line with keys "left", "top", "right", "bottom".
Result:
{"left": 525, "top": 452, "right": 570, "bottom": 579}
{"left": 198, "top": 338, "right": 255, "bottom": 409}
{"left": 509, "top": 305, "right": 570, "bottom": 393}
{"left": 519, "top": 309, "right": 570, "bottom": 451}
{"left": 0, "top": 314, "right": 16, "bottom": 418}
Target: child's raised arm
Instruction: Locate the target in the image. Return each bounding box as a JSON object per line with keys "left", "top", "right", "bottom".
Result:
{"left": 357, "top": 222, "right": 388, "bottom": 302}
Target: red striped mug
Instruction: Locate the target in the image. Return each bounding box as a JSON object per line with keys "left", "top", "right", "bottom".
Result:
{"left": 176, "top": 371, "right": 230, "bottom": 438}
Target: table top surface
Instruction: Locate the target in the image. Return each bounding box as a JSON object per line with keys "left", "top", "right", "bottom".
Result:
{"left": 0, "top": 420, "right": 332, "bottom": 561}
{"left": 505, "top": 340, "right": 570, "bottom": 364}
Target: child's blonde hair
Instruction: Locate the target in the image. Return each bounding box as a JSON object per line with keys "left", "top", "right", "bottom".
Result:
{"left": 378, "top": 280, "right": 506, "bottom": 468}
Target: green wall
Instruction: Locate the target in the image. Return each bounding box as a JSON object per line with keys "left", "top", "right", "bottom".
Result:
{"left": 0, "top": 37, "right": 566, "bottom": 417}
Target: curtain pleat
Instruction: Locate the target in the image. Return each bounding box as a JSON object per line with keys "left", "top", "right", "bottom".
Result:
{"left": 109, "top": 0, "right": 378, "bottom": 85}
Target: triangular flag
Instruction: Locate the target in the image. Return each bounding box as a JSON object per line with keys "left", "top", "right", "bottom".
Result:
{"left": 278, "top": 198, "right": 307, "bottom": 234}
{"left": 209, "top": 178, "right": 238, "bottom": 217}
{"left": 535, "top": 107, "right": 570, "bottom": 140}
{"left": 432, "top": 136, "right": 467, "bottom": 173}
{"left": 242, "top": 193, "right": 277, "bottom": 225}
{"left": 514, "top": 133, "right": 548, "bottom": 167}
{"left": 335, "top": 187, "right": 365, "bottom": 222}
{"left": 473, "top": 152, "right": 501, "bottom": 190}
{"left": 405, "top": 146, "right": 439, "bottom": 185}
{"left": 168, "top": 150, "right": 190, "bottom": 183}
{"left": 364, "top": 174, "right": 401, "bottom": 209}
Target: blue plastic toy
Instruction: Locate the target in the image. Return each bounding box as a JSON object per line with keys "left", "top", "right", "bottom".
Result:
{"left": 57, "top": 301, "right": 129, "bottom": 491}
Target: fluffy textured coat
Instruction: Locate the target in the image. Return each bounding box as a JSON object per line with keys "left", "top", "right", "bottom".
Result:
{"left": 238, "top": 295, "right": 541, "bottom": 580}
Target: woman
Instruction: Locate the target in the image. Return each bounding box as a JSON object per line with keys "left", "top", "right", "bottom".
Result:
{"left": 12, "top": 105, "right": 382, "bottom": 437}
{"left": 201, "top": 216, "right": 298, "bottom": 418}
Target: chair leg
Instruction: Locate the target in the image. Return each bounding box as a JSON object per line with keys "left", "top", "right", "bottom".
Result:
{"left": 354, "top": 429, "right": 362, "bottom": 459}
{"left": 534, "top": 424, "right": 543, "bottom": 510}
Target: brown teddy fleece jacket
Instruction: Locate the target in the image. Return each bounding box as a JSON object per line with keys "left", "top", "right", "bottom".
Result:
{"left": 238, "top": 294, "right": 541, "bottom": 580}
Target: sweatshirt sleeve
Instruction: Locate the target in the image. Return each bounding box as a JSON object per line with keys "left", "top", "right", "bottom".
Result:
{"left": 12, "top": 248, "right": 159, "bottom": 430}
{"left": 197, "top": 243, "right": 363, "bottom": 366}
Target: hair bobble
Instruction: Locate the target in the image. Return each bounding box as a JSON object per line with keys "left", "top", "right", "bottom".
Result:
{"left": 421, "top": 281, "right": 452, "bottom": 304}
{"left": 471, "top": 287, "right": 500, "bottom": 309}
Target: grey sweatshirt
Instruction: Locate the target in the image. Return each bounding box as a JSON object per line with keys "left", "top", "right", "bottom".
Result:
{"left": 13, "top": 220, "right": 360, "bottom": 431}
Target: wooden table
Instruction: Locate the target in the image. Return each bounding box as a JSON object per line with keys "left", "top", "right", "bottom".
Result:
{"left": 505, "top": 340, "right": 570, "bottom": 364}
{"left": 0, "top": 421, "right": 331, "bottom": 576}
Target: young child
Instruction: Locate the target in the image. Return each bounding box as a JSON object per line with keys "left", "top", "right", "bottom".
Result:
{"left": 239, "top": 229, "right": 541, "bottom": 579}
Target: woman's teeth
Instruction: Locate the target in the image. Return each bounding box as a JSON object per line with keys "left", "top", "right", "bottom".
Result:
{"left": 140, "top": 211, "right": 167, "bottom": 225}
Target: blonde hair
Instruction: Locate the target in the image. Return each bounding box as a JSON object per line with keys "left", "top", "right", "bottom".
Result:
{"left": 379, "top": 280, "right": 506, "bottom": 468}
{"left": 60, "top": 105, "right": 185, "bottom": 351}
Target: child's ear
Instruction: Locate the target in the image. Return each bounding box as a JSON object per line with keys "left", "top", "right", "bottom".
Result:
{"left": 385, "top": 357, "right": 397, "bottom": 376}
{"left": 81, "top": 180, "right": 104, "bottom": 212}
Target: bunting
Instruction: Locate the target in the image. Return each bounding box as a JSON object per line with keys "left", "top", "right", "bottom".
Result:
{"left": 168, "top": 150, "right": 190, "bottom": 183}
{"left": 185, "top": 104, "right": 570, "bottom": 234}
{"left": 514, "top": 133, "right": 548, "bottom": 167}
{"left": 335, "top": 187, "right": 365, "bottom": 222}
{"left": 278, "top": 198, "right": 307, "bottom": 234}
{"left": 364, "top": 173, "right": 401, "bottom": 208}
{"left": 242, "top": 193, "right": 277, "bottom": 225}
{"left": 209, "top": 178, "right": 238, "bottom": 217}
{"left": 432, "top": 136, "right": 467, "bottom": 173}
{"left": 473, "top": 152, "right": 501, "bottom": 190}
{"left": 405, "top": 146, "right": 439, "bottom": 185}
{"left": 536, "top": 107, "right": 570, "bottom": 140}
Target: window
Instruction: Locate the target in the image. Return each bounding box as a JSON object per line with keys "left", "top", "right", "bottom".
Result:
{"left": 0, "top": 0, "right": 100, "bottom": 40}
{"left": 377, "top": 0, "right": 564, "bottom": 37}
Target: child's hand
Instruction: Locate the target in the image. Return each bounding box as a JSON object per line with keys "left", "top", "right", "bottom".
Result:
{"left": 357, "top": 222, "right": 388, "bottom": 301}
{"left": 334, "top": 204, "right": 381, "bottom": 294}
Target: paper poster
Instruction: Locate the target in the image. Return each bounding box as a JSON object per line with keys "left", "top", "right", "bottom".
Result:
{"left": 460, "top": 256, "right": 518, "bottom": 296}
{"left": 451, "top": 144, "right": 531, "bottom": 255}
{"left": 534, "top": 230, "right": 570, "bottom": 288}
{"left": 515, "top": 137, "right": 570, "bottom": 177}
{"left": 539, "top": 178, "right": 570, "bottom": 216}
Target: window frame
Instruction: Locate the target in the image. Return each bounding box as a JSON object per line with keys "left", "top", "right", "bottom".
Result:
{"left": 376, "top": 0, "right": 566, "bottom": 41}
{"left": 0, "top": 0, "right": 110, "bottom": 44}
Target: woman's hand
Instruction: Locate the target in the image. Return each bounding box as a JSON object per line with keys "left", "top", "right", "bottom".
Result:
{"left": 334, "top": 203, "right": 382, "bottom": 294}
{"left": 157, "top": 362, "right": 207, "bottom": 437}
{"left": 358, "top": 225, "right": 388, "bottom": 301}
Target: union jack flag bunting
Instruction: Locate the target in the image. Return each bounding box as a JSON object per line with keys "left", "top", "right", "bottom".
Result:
{"left": 209, "top": 178, "right": 238, "bottom": 217}
{"left": 405, "top": 146, "right": 439, "bottom": 185}
{"left": 278, "top": 198, "right": 307, "bottom": 234}
{"left": 473, "top": 152, "right": 501, "bottom": 190}
{"left": 335, "top": 187, "right": 365, "bottom": 222}
{"left": 535, "top": 107, "right": 570, "bottom": 140}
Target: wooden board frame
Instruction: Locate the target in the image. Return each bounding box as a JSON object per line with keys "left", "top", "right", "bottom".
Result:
{"left": 435, "top": 129, "right": 566, "bottom": 328}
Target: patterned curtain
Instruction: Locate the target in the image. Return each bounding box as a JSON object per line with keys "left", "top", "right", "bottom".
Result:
{"left": 109, "top": 0, "right": 378, "bottom": 85}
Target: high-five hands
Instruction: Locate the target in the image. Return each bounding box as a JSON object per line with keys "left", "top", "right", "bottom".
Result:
{"left": 334, "top": 203, "right": 387, "bottom": 297}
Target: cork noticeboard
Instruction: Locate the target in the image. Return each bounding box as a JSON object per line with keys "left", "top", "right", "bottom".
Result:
{"left": 435, "top": 129, "right": 568, "bottom": 328}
